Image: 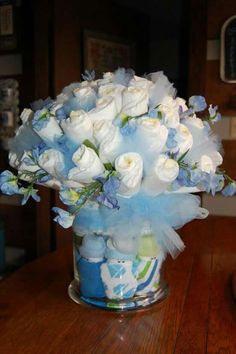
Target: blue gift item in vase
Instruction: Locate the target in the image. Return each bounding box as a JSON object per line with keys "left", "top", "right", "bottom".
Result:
{"left": 134, "top": 231, "right": 165, "bottom": 296}
{"left": 77, "top": 234, "right": 106, "bottom": 298}
{"left": 101, "top": 239, "right": 138, "bottom": 300}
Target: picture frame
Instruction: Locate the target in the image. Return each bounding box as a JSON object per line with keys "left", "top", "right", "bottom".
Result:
{"left": 220, "top": 15, "right": 236, "bottom": 83}
{"left": 83, "top": 30, "right": 135, "bottom": 76}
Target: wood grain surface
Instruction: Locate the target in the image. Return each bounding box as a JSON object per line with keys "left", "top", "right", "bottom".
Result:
{"left": 0, "top": 217, "right": 235, "bottom": 354}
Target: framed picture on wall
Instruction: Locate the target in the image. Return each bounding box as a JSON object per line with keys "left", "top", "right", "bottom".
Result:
{"left": 220, "top": 15, "right": 236, "bottom": 83}
{"left": 83, "top": 30, "right": 135, "bottom": 76}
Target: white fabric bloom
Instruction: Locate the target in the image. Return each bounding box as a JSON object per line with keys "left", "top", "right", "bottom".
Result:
{"left": 175, "top": 97, "right": 188, "bottom": 113}
{"left": 159, "top": 96, "right": 180, "bottom": 128}
{"left": 38, "top": 148, "right": 66, "bottom": 180}
{"left": 98, "top": 83, "right": 125, "bottom": 113}
{"left": 137, "top": 118, "right": 168, "bottom": 153}
{"left": 122, "top": 86, "right": 148, "bottom": 117}
{"left": 129, "top": 75, "right": 154, "bottom": 91}
{"left": 96, "top": 72, "right": 114, "bottom": 86}
{"left": 175, "top": 124, "right": 193, "bottom": 156}
{"left": 60, "top": 110, "right": 93, "bottom": 145}
{"left": 115, "top": 152, "right": 143, "bottom": 197}
{"left": 88, "top": 96, "right": 117, "bottom": 123}
{"left": 9, "top": 151, "right": 40, "bottom": 182}
{"left": 99, "top": 127, "right": 122, "bottom": 163}
{"left": 199, "top": 152, "right": 223, "bottom": 173}
{"left": 68, "top": 145, "right": 105, "bottom": 184}
{"left": 34, "top": 115, "right": 63, "bottom": 146}
{"left": 93, "top": 120, "right": 116, "bottom": 145}
{"left": 142, "top": 155, "right": 179, "bottom": 195}
{"left": 9, "top": 151, "right": 20, "bottom": 169}
{"left": 73, "top": 86, "right": 96, "bottom": 101}
{"left": 20, "top": 108, "right": 33, "bottom": 124}
{"left": 154, "top": 155, "right": 179, "bottom": 182}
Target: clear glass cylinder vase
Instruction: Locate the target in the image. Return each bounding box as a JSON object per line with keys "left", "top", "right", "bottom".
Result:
{"left": 68, "top": 230, "right": 169, "bottom": 311}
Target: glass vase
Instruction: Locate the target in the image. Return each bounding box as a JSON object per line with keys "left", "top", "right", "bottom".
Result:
{"left": 68, "top": 230, "right": 169, "bottom": 311}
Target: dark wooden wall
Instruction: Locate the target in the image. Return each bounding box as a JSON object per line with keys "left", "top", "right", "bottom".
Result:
{"left": 189, "top": 0, "right": 236, "bottom": 182}
{"left": 206, "top": 0, "right": 236, "bottom": 115}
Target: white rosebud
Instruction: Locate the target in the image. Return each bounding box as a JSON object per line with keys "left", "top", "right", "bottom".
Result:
{"left": 20, "top": 108, "right": 33, "bottom": 124}
{"left": 129, "top": 75, "right": 154, "bottom": 91}
{"left": 137, "top": 118, "right": 168, "bottom": 153}
{"left": 33, "top": 115, "right": 63, "bottom": 147}
{"left": 88, "top": 96, "right": 117, "bottom": 123}
{"left": 122, "top": 86, "right": 148, "bottom": 117}
{"left": 99, "top": 127, "right": 122, "bottom": 163}
{"left": 38, "top": 148, "right": 66, "bottom": 180}
{"left": 9, "top": 151, "right": 20, "bottom": 169}
{"left": 199, "top": 155, "right": 214, "bottom": 173}
{"left": 199, "top": 152, "right": 222, "bottom": 173}
{"left": 142, "top": 155, "right": 179, "bottom": 195}
{"left": 115, "top": 152, "right": 143, "bottom": 197}
{"left": 68, "top": 144, "right": 105, "bottom": 184}
{"left": 72, "top": 86, "right": 96, "bottom": 111}
{"left": 60, "top": 110, "right": 93, "bottom": 145}
{"left": 176, "top": 97, "right": 188, "bottom": 113}
{"left": 96, "top": 72, "right": 114, "bottom": 86}
{"left": 155, "top": 155, "right": 179, "bottom": 182}
{"left": 9, "top": 151, "right": 40, "bottom": 182}
{"left": 93, "top": 120, "right": 116, "bottom": 145}
{"left": 159, "top": 96, "right": 180, "bottom": 128}
{"left": 175, "top": 124, "right": 193, "bottom": 156}
{"left": 98, "top": 83, "right": 125, "bottom": 112}
{"left": 73, "top": 86, "right": 95, "bottom": 100}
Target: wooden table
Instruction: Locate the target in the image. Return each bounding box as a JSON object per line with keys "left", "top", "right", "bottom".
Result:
{"left": 0, "top": 217, "right": 235, "bottom": 353}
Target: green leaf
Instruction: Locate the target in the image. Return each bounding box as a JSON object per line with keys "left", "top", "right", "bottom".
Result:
{"left": 104, "top": 162, "right": 113, "bottom": 171}
{"left": 83, "top": 139, "right": 99, "bottom": 155}
{"left": 121, "top": 115, "right": 130, "bottom": 128}
{"left": 177, "top": 149, "right": 190, "bottom": 164}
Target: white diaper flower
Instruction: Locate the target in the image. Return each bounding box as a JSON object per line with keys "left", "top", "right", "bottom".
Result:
{"left": 60, "top": 110, "right": 93, "bottom": 145}
{"left": 93, "top": 120, "right": 116, "bottom": 145}
{"left": 199, "top": 152, "right": 222, "bottom": 173}
{"left": 137, "top": 118, "right": 168, "bottom": 153}
{"left": 20, "top": 108, "right": 33, "bottom": 124}
{"left": 88, "top": 96, "right": 117, "bottom": 123}
{"left": 159, "top": 96, "right": 180, "bottom": 128}
{"left": 38, "top": 149, "right": 66, "bottom": 180}
{"left": 99, "top": 127, "right": 122, "bottom": 163}
{"left": 175, "top": 124, "right": 193, "bottom": 156}
{"left": 142, "top": 155, "right": 179, "bottom": 195}
{"left": 98, "top": 83, "right": 125, "bottom": 113}
{"left": 122, "top": 86, "right": 148, "bottom": 117}
{"left": 115, "top": 152, "right": 143, "bottom": 197}
{"left": 68, "top": 144, "right": 105, "bottom": 184}
{"left": 154, "top": 155, "right": 179, "bottom": 182}
{"left": 129, "top": 75, "right": 154, "bottom": 91}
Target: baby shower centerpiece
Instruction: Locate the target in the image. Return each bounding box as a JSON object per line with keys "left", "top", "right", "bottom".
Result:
{"left": 1, "top": 68, "right": 235, "bottom": 311}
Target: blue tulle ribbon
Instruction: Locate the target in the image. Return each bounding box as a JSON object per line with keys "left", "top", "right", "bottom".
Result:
{"left": 73, "top": 193, "right": 208, "bottom": 259}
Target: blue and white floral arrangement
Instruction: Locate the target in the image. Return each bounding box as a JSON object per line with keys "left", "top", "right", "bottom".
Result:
{"left": 1, "top": 68, "right": 235, "bottom": 309}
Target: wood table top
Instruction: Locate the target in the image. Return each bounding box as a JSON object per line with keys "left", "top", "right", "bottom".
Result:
{"left": 0, "top": 217, "right": 235, "bottom": 354}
